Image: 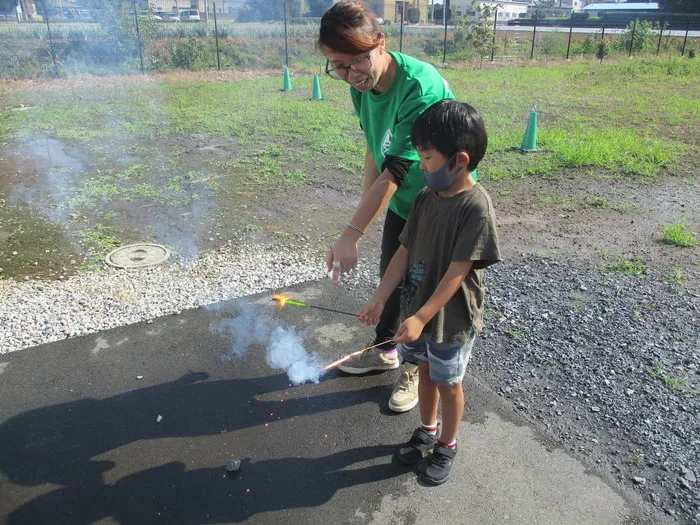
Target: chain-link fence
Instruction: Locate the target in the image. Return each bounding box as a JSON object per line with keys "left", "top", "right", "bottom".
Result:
{"left": 0, "top": 9, "right": 698, "bottom": 79}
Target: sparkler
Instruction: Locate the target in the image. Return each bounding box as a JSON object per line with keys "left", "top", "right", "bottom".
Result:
{"left": 321, "top": 341, "right": 394, "bottom": 371}
{"left": 273, "top": 294, "right": 357, "bottom": 318}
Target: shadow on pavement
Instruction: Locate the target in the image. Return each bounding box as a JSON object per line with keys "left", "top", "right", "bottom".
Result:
{"left": 1, "top": 371, "right": 405, "bottom": 524}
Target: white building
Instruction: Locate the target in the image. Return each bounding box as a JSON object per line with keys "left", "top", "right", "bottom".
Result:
{"left": 451, "top": 0, "right": 530, "bottom": 22}
{"left": 581, "top": 2, "right": 659, "bottom": 17}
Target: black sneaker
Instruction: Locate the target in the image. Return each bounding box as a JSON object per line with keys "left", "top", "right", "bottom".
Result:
{"left": 422, "top": 443, "right": 457, "bottom": 485}
{"left": 396, "top": 428, "right": 437, "bottom": 465}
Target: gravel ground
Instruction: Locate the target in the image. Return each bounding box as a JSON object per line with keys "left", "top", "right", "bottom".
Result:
{"left": 0, "top": 240, "right": 698, "bottom": 524}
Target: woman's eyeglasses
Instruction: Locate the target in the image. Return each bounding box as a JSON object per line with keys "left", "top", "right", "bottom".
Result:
{"left": 325, "top": 51, "right": 373, "bottom": 80}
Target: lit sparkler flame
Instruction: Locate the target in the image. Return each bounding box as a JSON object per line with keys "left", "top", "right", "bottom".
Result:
{"left": 273, "top": 294, "right": 290, "bottom": 307}
{"left": 272, "top": 294, "right": 357, "bottom": 317}
{"left": 322, "top": 341, "right": 393, "bottom": 371}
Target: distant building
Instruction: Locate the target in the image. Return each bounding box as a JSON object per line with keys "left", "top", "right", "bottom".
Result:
{"left": 581, "top": 2, "right": 659, "bottom": 17}
{"left": 451, "top": 0, "right": 530, "bottom": 21}
{"left": 368, "top": 0, "right": 431, "bottom": 23}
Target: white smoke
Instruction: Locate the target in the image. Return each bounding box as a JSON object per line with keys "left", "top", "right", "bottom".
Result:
{"left": 265, "top": 326, "right": 321, "bottom": 385}
{"left": 213, "top": 300, "right": 272, "bottom": 360}
{"left": 212, "top": 301, "right": 322, "bottom": 385}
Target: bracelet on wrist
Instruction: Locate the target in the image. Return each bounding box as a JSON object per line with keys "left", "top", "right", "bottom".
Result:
{"left": 345, "top": 222, "right": 365, "bottom": 236}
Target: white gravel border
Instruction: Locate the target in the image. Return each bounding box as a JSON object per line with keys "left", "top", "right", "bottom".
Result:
{"left": 0, "top": 244, "right": 333, "bottom": 353}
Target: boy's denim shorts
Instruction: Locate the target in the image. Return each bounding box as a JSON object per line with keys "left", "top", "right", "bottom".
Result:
{"left": 399, "top": 331, "right": 477, "bottom": 385}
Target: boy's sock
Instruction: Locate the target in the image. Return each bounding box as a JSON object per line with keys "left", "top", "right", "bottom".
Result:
{"left": 437, "top": 439, "right": 456, "bottom": 449}
{"left": 421, "top": 422, "right": 438, "bottom": 436}
{"left": 380, "top": 348, "right": 397, "bottom": 359}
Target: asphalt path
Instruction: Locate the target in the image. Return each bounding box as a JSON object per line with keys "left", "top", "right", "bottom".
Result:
{"left": 0, "top": 280, "right": 654, "bottom": 524}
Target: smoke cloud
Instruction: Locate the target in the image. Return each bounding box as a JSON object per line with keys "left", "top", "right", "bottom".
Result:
{"left": 265, "top": 326, "right": 321, "bottom": 385}
{"left": 211, "top": 301, "right": 322, "bottom": 385}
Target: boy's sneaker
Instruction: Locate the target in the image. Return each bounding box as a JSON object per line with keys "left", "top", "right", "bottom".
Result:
{"left": 396, "top": 428, "right": 437, "bottom": 465}
{"left": 422, "top": 443, "right": 458, "bottom": 485}
{"left": 337, "top": 348, "right": 399, "bottom": 374}
{"left": 388, "top": 362, "right": 419, "bottom": 413}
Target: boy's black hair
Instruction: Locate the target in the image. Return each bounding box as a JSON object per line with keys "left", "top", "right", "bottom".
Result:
{"left": 411, "top": 100, "right": 487, "bottom": 172}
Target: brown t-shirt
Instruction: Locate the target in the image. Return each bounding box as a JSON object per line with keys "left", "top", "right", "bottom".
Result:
{"left": 398, "top": 183, "right": 501, "bottom": 343}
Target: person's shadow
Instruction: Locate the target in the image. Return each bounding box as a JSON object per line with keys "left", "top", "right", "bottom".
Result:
{"left": 1, "top": 371, "right": 407, "bottom": 523}
{"left": 8, "top": 445, "right": 403, "bottom": 524}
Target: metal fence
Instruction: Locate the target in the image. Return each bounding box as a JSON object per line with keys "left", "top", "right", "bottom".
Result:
{"left": 0, "top": 9, "right": 698, "bottom": 79}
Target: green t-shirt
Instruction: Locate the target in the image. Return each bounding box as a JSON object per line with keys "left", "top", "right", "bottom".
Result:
{"left": 350, "top": 52, "right": 455, "bottom": 219}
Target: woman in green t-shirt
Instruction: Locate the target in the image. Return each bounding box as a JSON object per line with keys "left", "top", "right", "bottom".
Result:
{"left": 318, "top": 0, "right": 454, "bottom": 413}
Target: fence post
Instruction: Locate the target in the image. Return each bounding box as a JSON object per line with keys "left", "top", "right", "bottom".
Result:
{"left": 601, "top": 13, "right": 606, "bottom": 40}
{"left": 656, "top": 18, "right": 664, "bottom": 55}
{"left": 132, "top": 0, "right": 145, "bottom": 74}
{"left": 530, "top": 12, "right": 537, "bottom": 59}
{"left": 283, "top": 0, "right": 289, "bottom": 67}
{"left": 40, "top": 0, "right": 59, "bottom": 77}
{"left": 399, "top": 1, "right": 404, "bottom": 52}
{"left": 213, "top": 1, "right": 220, "bottom": 70}
{"left": 491, "top": 7, "right": 498, "bottom": 62}
{"left": 681, "top": 16, "right": 690, "bottom": 56}
{"left": 628, "top": 17, "right": 637, "bottom": 57}
{"left": 566, "top": 12, "right": 573, "bottom": 59}
{"left": 442, "top": 8, "right": 448, "bottom": 63}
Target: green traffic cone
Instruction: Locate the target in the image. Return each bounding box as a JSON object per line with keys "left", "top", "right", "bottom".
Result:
{"left": 519, "top": 107, "right": 538, "bottom": 152}
{"left": 311, "top": 74, "right": 323, "bottom": 100}
{"left": 281, "top": 67, "right": 292, "bottom": 92}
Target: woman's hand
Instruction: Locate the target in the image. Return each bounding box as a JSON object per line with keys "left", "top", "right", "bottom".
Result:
{"left": 358, "top": 295, "right": 385, "bottom": 325}
{"left": 326, "top": 232, "right": 360, "bottom": 283}
{"left": 393, "top": 316, "right": 425, "bottom": 344}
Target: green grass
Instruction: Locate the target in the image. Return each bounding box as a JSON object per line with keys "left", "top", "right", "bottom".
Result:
{"left": 505, "top": 327, "right": 522, "bottom": 338}
{"left": 79, "top": 224, "right": 121, "bottom": 253}
{"left": 587, "top": 197, "right": 608, "bottom": 208}
{"left": 603, "top": 256, "right": 648, "bottom": 276}
{"left": 1, "top": 57, "right": 698, "bottom": 273}
{"left": 668, "top": 266, "right": 687, "bottom": 287}
{"left": 645, "top": 366, "right": 690, "bottom": 394}
{"left": 661, "top": 221, "right": 696, "bottom": 247}
{"left": 614, "top": 202, "right": 638, "bottom": 213}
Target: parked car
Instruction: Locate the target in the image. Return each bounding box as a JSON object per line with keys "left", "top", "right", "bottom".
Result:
{"left": 179, "top": 9, "right": 200, "bottom": 21}
{"left": 155, "top": 11, "right": 178, "bottom": 21}
{"left": 139, "top": 12, "right": 162, "bottom": 20}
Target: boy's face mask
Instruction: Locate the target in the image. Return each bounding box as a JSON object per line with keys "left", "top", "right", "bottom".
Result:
{"left": 422, "top": 154, "right": 460, "bottom": 192}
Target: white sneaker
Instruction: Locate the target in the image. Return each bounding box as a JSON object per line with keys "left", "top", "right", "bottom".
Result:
{"left": 389, "top": 362, "right": 419, "bottom": 413}
{"left": 337, "top": 348, "right": 400, "bottom": 374}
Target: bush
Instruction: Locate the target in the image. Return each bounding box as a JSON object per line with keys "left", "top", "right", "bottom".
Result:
{"left": 596, "top": 39, "right": 609, "bottom": 62}
{"left": 170, "top": 37, "right": 206, "bottom": 69}
{"left": 580, "top": 34, "right": 598, "bottom": 55}
{"left": 614, "top": 20, "right": 654, "bottom": 54}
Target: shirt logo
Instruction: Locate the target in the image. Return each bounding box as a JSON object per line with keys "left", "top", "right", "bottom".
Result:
{"left": 381, "top": 129, "right": 392, "bottom": 157}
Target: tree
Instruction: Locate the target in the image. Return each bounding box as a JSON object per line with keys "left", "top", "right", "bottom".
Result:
{"left": 0, "top": 0, "right": 16, "bottom": 12}
{"left": 614, "top": 20, "right": 654, "bottom": 53}
{"left": 657, "top": 0, "right": 700, "bottom": 13}
{"left": 239, "top": 0, "right": 302, "bottom": 21}
{"left": 595, "top": 39, "right": 609, "bottom": 62}
{"left": 453, "top": 2, "right": 500, "bottom": 66}
{"left": 306, "top": 0, "right": 332, "bottom": 17}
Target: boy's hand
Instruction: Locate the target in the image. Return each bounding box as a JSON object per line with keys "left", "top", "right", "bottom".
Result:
{"left": 358, "top": 296, "right": 385, "bottom": 325}
{"left": 393, "top": 316, "right": 425, "bottom": 344}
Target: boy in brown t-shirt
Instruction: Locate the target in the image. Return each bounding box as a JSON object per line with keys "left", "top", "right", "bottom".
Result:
{"left": 359, "top": 99, "right": 501, "bottom": 485}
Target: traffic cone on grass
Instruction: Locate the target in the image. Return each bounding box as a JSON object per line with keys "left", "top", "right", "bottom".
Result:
{"left": 517, "top": 106, "right": 538, "bottom": 153}
{"left": 311, "top": 74, "right": 323, "bottom": 100}
{"left": 281, "top": 67, "right": 292, "bottom": 92}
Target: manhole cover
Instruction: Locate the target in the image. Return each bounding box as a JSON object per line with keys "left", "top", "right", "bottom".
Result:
{"left": 105, "top": 244, "right": 170, "bottom": 269}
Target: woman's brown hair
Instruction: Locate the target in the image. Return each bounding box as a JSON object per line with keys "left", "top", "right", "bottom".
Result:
{"left": 318, "top": 1, "right": 382, "bottom": 54}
